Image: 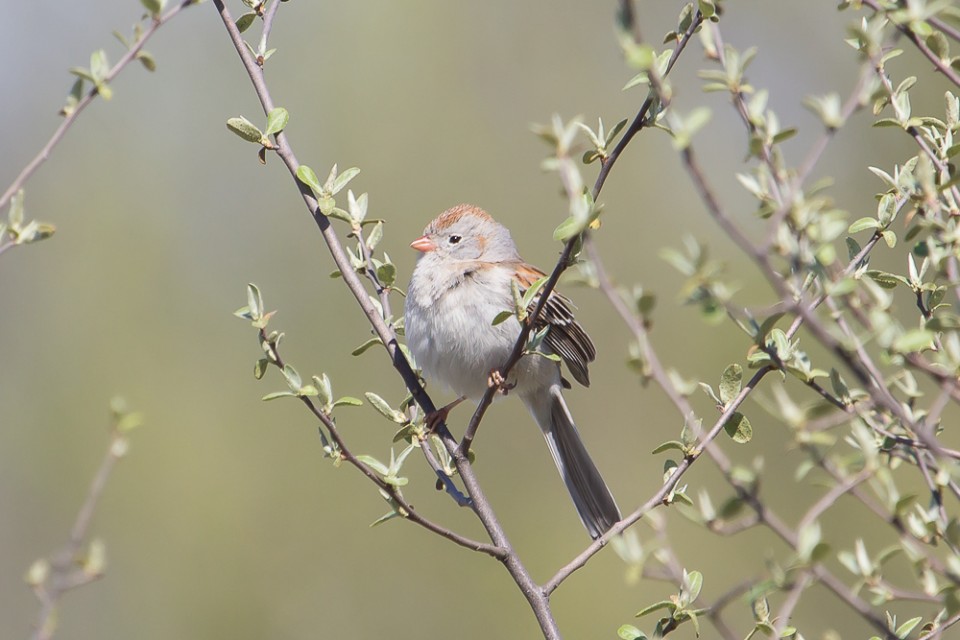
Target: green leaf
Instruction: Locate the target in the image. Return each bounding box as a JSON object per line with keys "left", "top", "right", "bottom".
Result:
{"left": 262, "top": 390, "right": 297, "bottom": 401}
{"left": 866, "top": 270, "right": 907, "bottom": 289}
{"left": 116, "top": 411, "right": 144, "bottom": 432}
{"left": 606, "top": 118, "right": 629, "bottom": 145}
{"left": 491, "top": 310, "right": 514, "bottom": 326}
{"left": 333, "top": 397, "right": 363, "bottom": 408}
{"left": 135, "top": 51, "right": 157, "bottom": 72}
{"left": 264, "top": 107, "right": 289, "bottom": 136}
{"left": 895, "top": 617, "right": 922, "bottom": 639}
{"left": 651, "top": 440, "right": 686, "bottom": 454}
{"left": 683, "top": 570, "right": 703, "bottom": 601}
{"left": 89, "top": 50, "right": 110, "bottom": 82}
{"left": 718, "top": 364, "right": 742, "bottom": 405}
{"left": 635, "top": 600, "right": 676, "bottom": 618}
{"left": 848, "top": 217, "right": 880, "bottom": 233}
{"left": 366, "top": 220, "right": 383, "bottom": 251}
{"left": 520, "top": 275, "right": 550, "bottom": 309}
{"left": 140, "top": 0, "right": 165, "bottom": 14}
{"left": 829, "top": 369, "right": 849, "bottom": 401}
{"left": 355, "top": 454, "right": 389, "bottom": 475}
{"left": 553, "top": 215, "right": 585, "bottom": 242}
{"left": 226, "top": 116, "right": 264, "bottom": 143}
{"left": 370, "top": 510, "right": 402, "bottom": 527}
{"left": 618, "top": 624, "right": 647, "bottom": 640}
{"left": 8, "top": 190, "right": 25, "bottom": 227}
{"left": 723, "top": 412, "right": 752, "bottom": 443}
{"left": 376, "top": 262, "right": 397, "bottom": 287}
{"left": 364, "top": 392, "right": 406, "bottom": 424}
{"left": 926, "top": 313, "right": 960, "bottom": 331}
{"left": 330, "top": 167, "right": 361, "bottom": 195}
{"left": 281, "top": 364, "right": 302, "bottom": 391}
{"left": 254, "top": 358, "right": 268, "bottom": 380}
{"left": 69, "top": 67, "right": 95, "bottom": 82}
{"left": 351, "top": 337, "right": 382, "bottom": 356}
{"left": 235, "top": 12, "right": 256, "bottom": 33}
{"left": 314, "top": 373, "right": 332, "bottom": 408}
{"left": 296, "top": 165, "right": 322, "bottom": 193}
{"left": 246, "top": 283, "right": 263, "bottom": 319}
{"left": 892, "top": 329, "right": 934, "bottom": 353}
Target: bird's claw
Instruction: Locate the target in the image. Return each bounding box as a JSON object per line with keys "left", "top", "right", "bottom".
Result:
{"left": 487, "top": 370, "right": 515, "bottom": 395}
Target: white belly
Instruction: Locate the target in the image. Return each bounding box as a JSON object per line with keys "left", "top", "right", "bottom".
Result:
{"left": 405, "top": 264, "right": 558, "bottom": 400}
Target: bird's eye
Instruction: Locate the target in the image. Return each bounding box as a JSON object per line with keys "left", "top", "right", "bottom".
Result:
{"left": 448, "top": 235, "right": 462, "bottom": 245}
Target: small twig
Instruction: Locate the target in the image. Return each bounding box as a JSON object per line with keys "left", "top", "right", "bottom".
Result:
{"left": 30, "top": 424, "right": 130, "bottom": 640}
{"left": 861, "top": 0, "right": 960, "bottom": 88}
{"left": 258, "top": 0, "right": 282, "bottom": 62}
{"left": 0, "top": 0, "right": 197, "bottom": 211}
{"left": 709, "top": 25, "right": 786, "bottom": 208}
{"left": 797, "top": 468, "right": 872, "bottom": 532}
{"left": 772, "top": 571, "right": 813, "bottom": 638}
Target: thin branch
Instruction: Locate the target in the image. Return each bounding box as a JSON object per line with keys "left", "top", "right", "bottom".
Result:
{"left": 543, "top": 365, "right": 772, "bottom": 595}
{"left": 30, "top": 424, "right": 129, "bottom": 640}
{"left": 258, "top": 0, "right": 282, "bottom": 61}
{"left": 260, "top": 331, "right": 497, "bottom": 555}
{"left": 0, "top": 0, "right": 197, "bottom": 211}
{"left": 797, "top": 468, "right": 872, "bottom": 532}
{"left": 709, "top": 25, "right": 786, "bottom": 208}
{"left": 772, "top": 571, "right": 813, "bottom": 638}
{"left": 762, "top": 62, "right": 874, "bottom": 252}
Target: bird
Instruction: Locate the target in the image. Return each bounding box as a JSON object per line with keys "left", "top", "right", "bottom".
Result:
{"left": 404, "top": 203, "right": 621, "bottom": 538}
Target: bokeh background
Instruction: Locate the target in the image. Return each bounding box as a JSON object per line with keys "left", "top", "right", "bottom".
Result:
{"left": 0, "top": 1, "right": 951, "bottom": 638}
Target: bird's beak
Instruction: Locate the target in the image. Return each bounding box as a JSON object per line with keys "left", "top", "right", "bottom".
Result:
{"left": 410, "top": 235, "right": 435, "bottom": 252}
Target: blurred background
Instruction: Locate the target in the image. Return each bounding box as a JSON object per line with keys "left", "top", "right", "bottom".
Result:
{"left": 0, "top": 1, "right": 951, "bottom": 638}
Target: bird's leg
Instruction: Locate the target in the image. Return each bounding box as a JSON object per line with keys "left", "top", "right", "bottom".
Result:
{"left": 425, "top": 396, "right": 466, "bottom": 432}
{"left": 487, "top": 370, "right": 515, "bottom": 395}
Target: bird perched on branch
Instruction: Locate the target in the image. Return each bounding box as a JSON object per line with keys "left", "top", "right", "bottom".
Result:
{"left": 405, "top": 204, "right": 621, "bottom": 538}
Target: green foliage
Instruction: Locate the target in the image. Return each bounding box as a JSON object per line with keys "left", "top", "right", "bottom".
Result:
{"left": 225, "top": 107, "right": 288, "bottom": 160}
{"left": 1, "top": 190, "right": 56, "bottom": 252}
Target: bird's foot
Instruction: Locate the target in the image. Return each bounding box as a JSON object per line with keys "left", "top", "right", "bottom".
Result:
{"left": 487, "top": 370, "right": 515, "bottom": 395}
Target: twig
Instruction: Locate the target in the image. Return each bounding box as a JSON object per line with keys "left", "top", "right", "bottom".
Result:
{"left": 30, "top": 423, "right": 129, "bottom": 640}
{"left": 762, "top": 62, "right": 874, "bottom": 252}
{"left": 258, "top": 0, "right": 282, "bottom": 62}
{"left": 0, "top": 0, "right": 197, "bottom": 211}
{"left": 772, "top": 571, "right": 813, "bottom": 638}
{"left": 861, "top": 0, "right": 960, "bottom": 88}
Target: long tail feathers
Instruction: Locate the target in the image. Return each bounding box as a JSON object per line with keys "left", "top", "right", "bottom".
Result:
{"left": 526, "top": 386, "right": 621, "bottom": 539}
